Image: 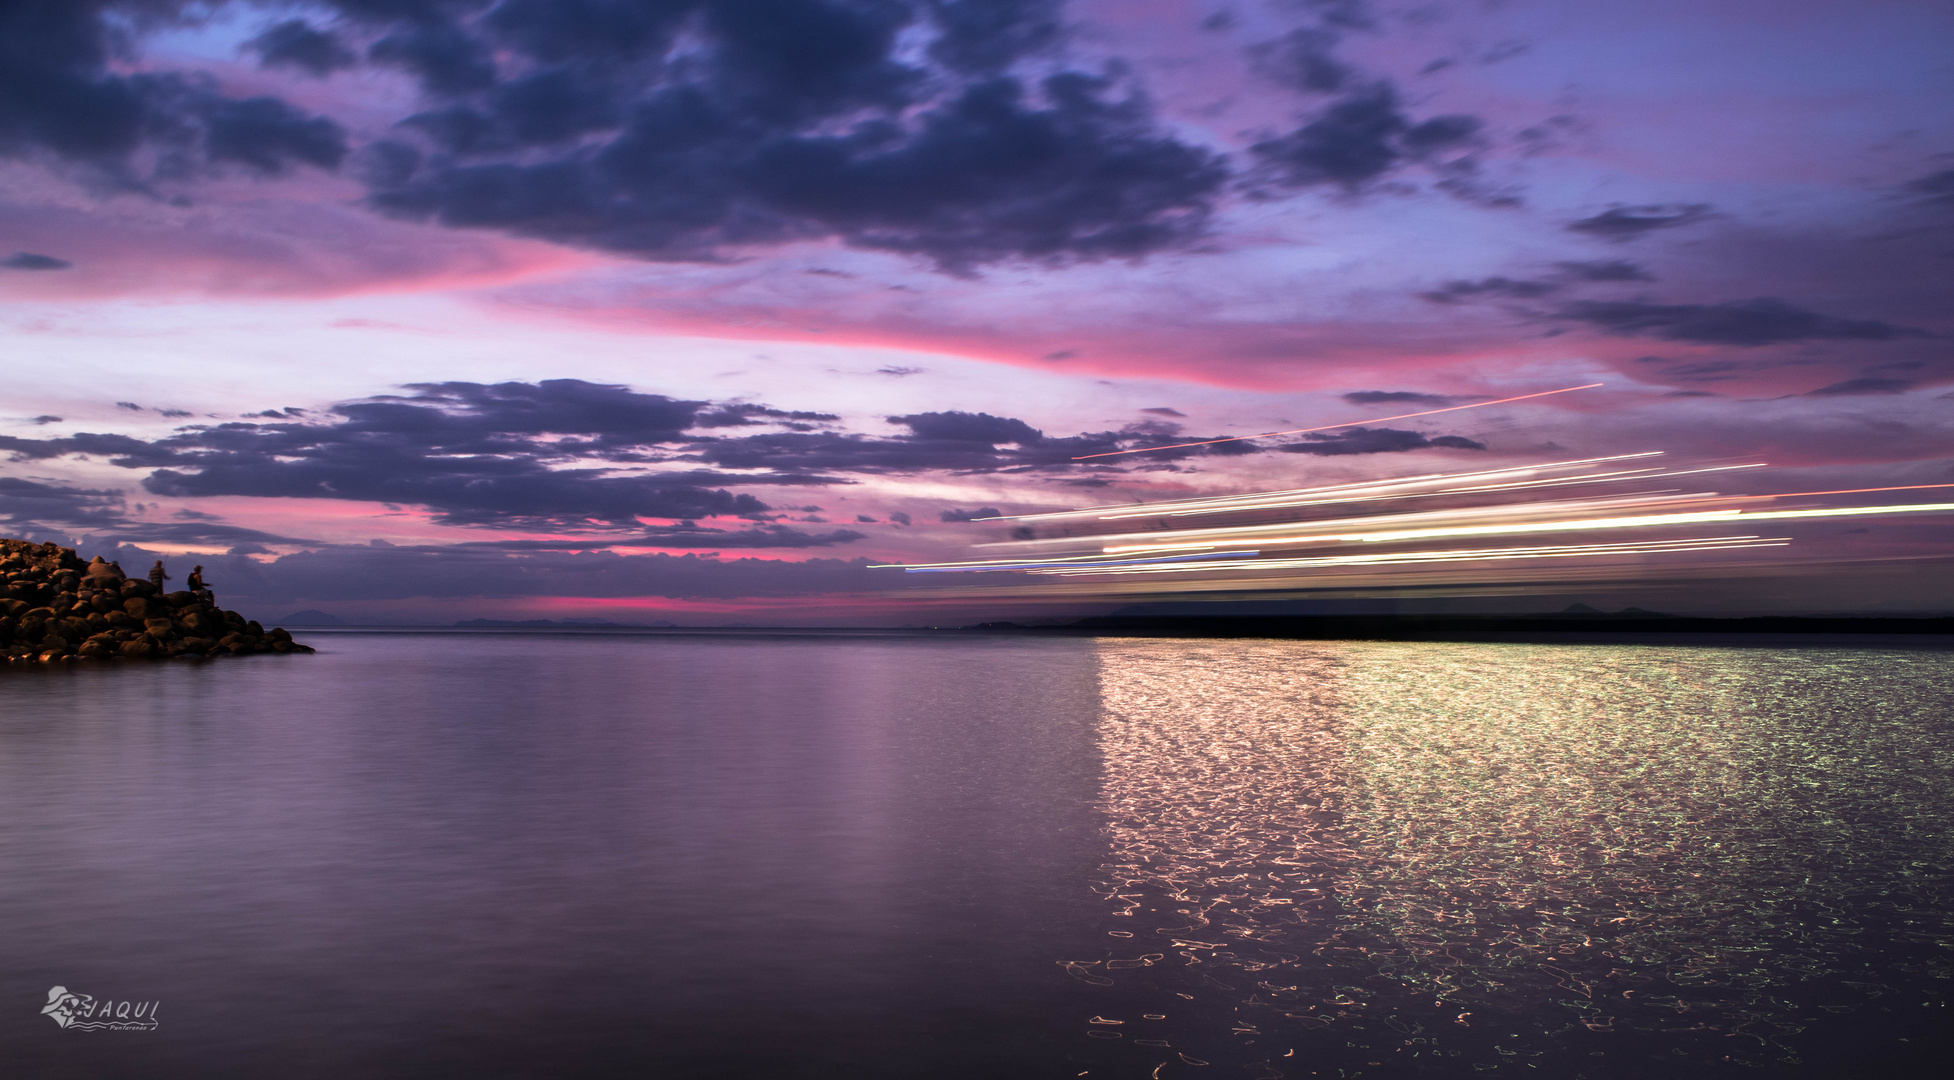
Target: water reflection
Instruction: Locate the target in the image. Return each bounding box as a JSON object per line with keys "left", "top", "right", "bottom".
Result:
{"left": 1076, "top": 642, "right": 1954, "bottom": 1077}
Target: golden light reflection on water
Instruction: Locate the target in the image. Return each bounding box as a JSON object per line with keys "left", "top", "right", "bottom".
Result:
{"left": 1076, "top": 642, "right": 1954, "bottom": 1076}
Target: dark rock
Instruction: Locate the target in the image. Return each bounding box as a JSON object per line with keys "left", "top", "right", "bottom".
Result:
{"left": 0, "top": 537, "right": 309, "bottom": 664}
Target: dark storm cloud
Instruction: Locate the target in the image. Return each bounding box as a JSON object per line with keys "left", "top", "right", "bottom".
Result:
{"left": 1251, "top": 85, "right": 1481, "bottom": 189}
{"left": 449, "top": 524, "right": 868, "bottom": 549}
{"left": 0, "top": 476, "right": 125, "bottom": 529}
{"left": 2, "top": 251, "right": 72, "bottom": 270}
{"left": 0, "top": 476, "right": 316, "bottom": 551}
{"left": 682, "top": 412, "right": 1297, "bottom": 473}
{"left": 924, "top": 0, "right": 1064, "bottom": 73}
{"left": 695, "top": 403, "right": 841, "bottom": 429}
{"left": 1418, "top": 276, "right": 1556, "bottom": 304}
{"left": 888, "top": 411, "right": 1043, "bottom": 444}
{"left": 122, "top": 378, "right": 786, "bottom": 528}
{"left": 311, "top": 0, "right": 1229, "bottom": 269}
{"left": 369, "top": 72, "right": 1227, "bottom": 271}
{"left": 1253, "top": 28, "right": 1354, "bottom": 93}
{"left": 369, "top": 23, "right": 500, "bottom": 95}
{"left": 1276, "top": 427, "right": 1484, "bottom": 455}
{"left": 0, "top": 3, "right": 1218, "bottom": 268}
{"left": 5, "top": 1, "right": 1564, "bottom": 268}
{"left": 0, "top": 430, "right": 179, "bottom": 464}
{"left": 1557, "top": 298, "right": 1928, "bottom": 346}
{"left": 1240, "top": 5, "right": 1477, "bottom": 192}
{"left": 246, "top": 19, "right": 360, "bottom": 77}
{"left": 1555, "top": 259, "right": 1652, "bottom": 282}
{"left": 1904, "top": 169, "right": 1954, "bottom": 207}
{"left": 939, "top": 507, "right": 1002, "bottom": 522}
{"left": 202, "top": 96, "right": 349, "bottom": 173}
{"left": 2, "top": 380, "right": 776, "bottom": 530}
{"left": 142, "top": 463, "right": 771, "bottom": 529}
{"left": 4, "top": 379, "right": 1506, "bottom": 532}
{"left": 0, "top": 2, "right": 348, "bottom": 177}
{"left": 1341, "top": 391, "right": 1458, "bottom": 407}
{"left": 1565, "top": 204, "right": 1712, "bottom": 240}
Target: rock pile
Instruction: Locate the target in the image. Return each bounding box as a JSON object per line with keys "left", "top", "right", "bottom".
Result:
{"left": 1, "top": 538, "right": 312, "bottom": 664}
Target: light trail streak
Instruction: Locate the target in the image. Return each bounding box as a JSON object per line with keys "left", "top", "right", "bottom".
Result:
{"left": 886, "top": 449, "right": 1954, "bottom": 591}
{"left": 879, "top": 500, "right": 1953, "bottom": 577}
{"left": 1102, "top": 508, "right": 1749, "bottom": 554}
{"left": 989, "top": 492, "right": 1736, "bottom": 553}
{"left": 1100, "top": 501, "right": 1954, "bottom": 555}
{"left": 1070, "top": 383, "right": 1604, "bottom": 459}
{"left": 985, "top": 455, "right": 1780, "bottom": 526}
{"left": 1026, "top": 537, "right": 1791, "bottom": 577}
{"left": 882, "top": 535, "right": 1789, "bottom": 576}
{"left": 988, "top": 454, "right": 1664, "bottom": 522}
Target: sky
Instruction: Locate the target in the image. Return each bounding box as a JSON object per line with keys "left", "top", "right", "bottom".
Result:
{"left": 1, "top": 0, "right": 1950, "bottom": 624}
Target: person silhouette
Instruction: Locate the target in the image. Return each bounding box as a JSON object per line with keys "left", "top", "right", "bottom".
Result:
{"left": 188, "top": 565, "right": 211, "bottom": 601}
{"left": 148, "top": 560, "right": 170, "bottom": 590}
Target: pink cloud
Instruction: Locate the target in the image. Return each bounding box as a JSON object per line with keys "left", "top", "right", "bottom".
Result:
{"left": 0, "top": 194, "right": 593, "bottom": 301}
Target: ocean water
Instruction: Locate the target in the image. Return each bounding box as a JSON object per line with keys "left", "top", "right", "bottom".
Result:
{"left": 2, "top": 632, "right": 1950, "bottom": 1079}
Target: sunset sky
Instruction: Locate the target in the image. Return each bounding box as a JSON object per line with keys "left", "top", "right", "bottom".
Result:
{"left": 2, "top": 0, "right": 1950, "bottom": 623}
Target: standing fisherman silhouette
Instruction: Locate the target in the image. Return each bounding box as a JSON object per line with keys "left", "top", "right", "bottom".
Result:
{"left": 148, "top": 560, "right": 170, "bottom": 591}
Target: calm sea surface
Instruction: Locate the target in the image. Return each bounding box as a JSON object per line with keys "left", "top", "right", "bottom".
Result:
{"left": 2, "top": 632, "right": 1951, "bottom": 1079}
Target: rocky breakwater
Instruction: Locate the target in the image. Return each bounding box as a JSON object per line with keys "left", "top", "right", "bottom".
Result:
{"left": 1, "top": 539, "right": 313, "bottom": 664}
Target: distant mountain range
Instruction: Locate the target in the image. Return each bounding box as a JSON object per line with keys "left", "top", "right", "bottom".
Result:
{"left": 279, "top": 610, "right": 345, "bottom": 626}
{"left": 452, "top": 618, "right": 677, "bottom": 628}
{"left": 275, "top": 613, "right": 684, "bottom": 628}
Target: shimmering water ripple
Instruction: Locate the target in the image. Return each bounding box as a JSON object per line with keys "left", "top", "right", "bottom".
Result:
{"left": 4, "top": 633, "right": 1948, "bottom": 1078}
{"left": 1072, "top": 642, "right": 1954, "bottom": 1078}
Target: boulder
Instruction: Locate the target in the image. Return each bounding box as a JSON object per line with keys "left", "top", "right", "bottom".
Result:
{"left": 0, "top": 538, "right": 309, "bottom": 663}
